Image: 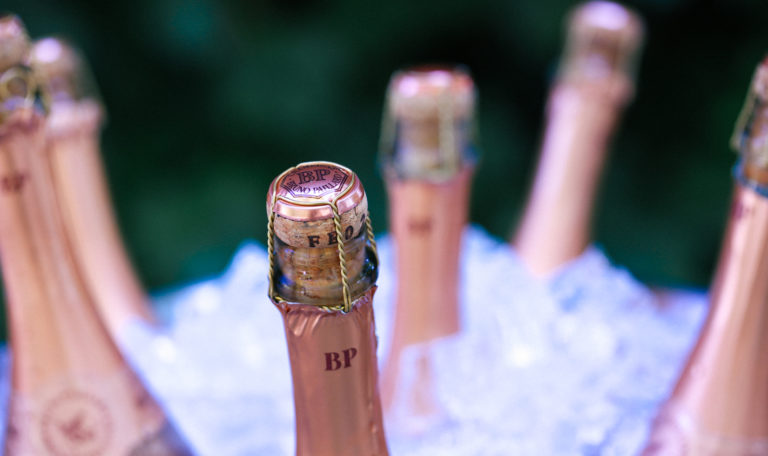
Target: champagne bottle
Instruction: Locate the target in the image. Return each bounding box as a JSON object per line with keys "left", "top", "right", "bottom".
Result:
{"left": 513, "top": 1, "right": 643, "bottom": 276}
{"left": 0, "top": 16, "right": 192, "bottom": 455}
{"left": 378, "top": 65, "right": 475, "bottom": 432}
{"left": 642, "top": 58, "right": 768, "bottom": 455}
{"left": 266, "top": 161, "right": 388, "bottom": 456}
{"left": 28, "top": 38, "right": 154, "bottom": 339}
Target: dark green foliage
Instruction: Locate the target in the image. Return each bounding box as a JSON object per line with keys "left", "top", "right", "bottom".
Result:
{"left": 0, "top": 0, "right": 765, "bottom": 342}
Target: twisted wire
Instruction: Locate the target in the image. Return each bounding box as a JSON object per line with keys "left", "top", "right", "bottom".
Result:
{"left": 266, "top": 211, "right": 281, "bottom": 303}
{"left": 438, "top": 87, "right": 458, "bottom": 176}
{"left": 365, "top": 211, "right": 378, "bottom": 265}
{"left": 331, "top": 202, "right": 352, "bottom": 312}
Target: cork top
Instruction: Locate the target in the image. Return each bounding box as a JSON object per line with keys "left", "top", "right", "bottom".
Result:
{"left": 731, "top": 57, "right": 768, "bottom": 182}
{"left": 29, "top": 38, "right": 89, "bottom": 103}
{"left": 267, "top": 162, "right": 366, "bottom": 222}
{"left": 388, "top": 66, "right": 475, "bottom": 122}
{"left": 561, "top": 1, "right": 644, "bottom": 85}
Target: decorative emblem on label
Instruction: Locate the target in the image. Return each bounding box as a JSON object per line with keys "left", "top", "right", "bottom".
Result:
{"left": 41, "top": 390, "right": 112, "bottom": 456}
{"left": 279, "top": 165, "right": 349, "bottom": 199}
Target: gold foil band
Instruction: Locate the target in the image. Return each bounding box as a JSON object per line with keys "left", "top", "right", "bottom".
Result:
{"left": 267, "top": 162, "right": 378, "bottom": 312}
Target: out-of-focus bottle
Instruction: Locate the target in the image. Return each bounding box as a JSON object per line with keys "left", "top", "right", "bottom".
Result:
{"left": 266, "top": 161, "right": 388, "bottom": 456}
{"left": 28, "top": 38, "right": 154, "bottom": 339}
{"left": 643, "top": 58, "right": 768, "bottom": 455}
{"left": 378, "top": 65, "right": 476, "bottom": 433}
{"left": 0, "top": 16, "right": 192, "bottom": 455}
{"left": 513, "top": 1, "right": 644, "bottom": 277}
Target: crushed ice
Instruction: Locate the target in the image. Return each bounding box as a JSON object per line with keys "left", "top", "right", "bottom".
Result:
{"left": 0, "top": 227, "right": 707, "bottom": 455}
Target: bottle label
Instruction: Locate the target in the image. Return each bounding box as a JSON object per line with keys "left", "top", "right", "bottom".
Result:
{"left": 5, "top": 368, "right": 188, "bottom": 455}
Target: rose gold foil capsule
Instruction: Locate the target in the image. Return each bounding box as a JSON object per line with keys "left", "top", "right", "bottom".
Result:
{"left": 266, "top": 161, "right": 388, "bottom": 456}
{"left": 267, "top": 161, "right": 368, "bottom": 248}
{"left": 379, "top": 66, "right": 476, "bottom": 434}
{"left": 642, "top": 58, "right": 768, "bottom": 455}
{"left": 513, "top": 1, "right": 644, "bottom": 277}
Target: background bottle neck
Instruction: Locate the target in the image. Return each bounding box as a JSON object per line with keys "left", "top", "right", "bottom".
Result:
{"left": 0, "top": 117, "right": 121, "bottom": 388}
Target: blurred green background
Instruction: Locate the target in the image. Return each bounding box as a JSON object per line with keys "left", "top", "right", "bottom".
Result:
{"left": 3, "top": 1, "right": 766, "bottom": 314}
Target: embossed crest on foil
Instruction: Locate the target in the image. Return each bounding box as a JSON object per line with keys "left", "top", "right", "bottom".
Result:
{"left": 279, "top": 164, "right": 350, "bottom": 200}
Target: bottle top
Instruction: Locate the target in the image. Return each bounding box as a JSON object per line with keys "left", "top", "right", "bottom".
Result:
{"left": 732, "top": 57, "right": 768, "bottom": 183}
{"left": 381, "top": 65, "right": 476, "bottom": 180}
{"left": 387, "top": 65, "right": 475, "bottom": 122}
{"left": 0, "top": 15, "right": 28, "bottom": 74}
{"left": 29, "top": 37, "right": 103, "bottom": 135}
{"left": 29, "top": 38, "right": 88, "bottom": 103}
{"left": 267, "top": 162, "right": 374, "bottom": 310}
{"left": 0, "top": 16, "right": 38, "bottom": 128}
{"left": 561, "top": 1, "right": 644, "bottom": 87}
{"left": 266, "top": 161, "right": 366, "bottom": 223}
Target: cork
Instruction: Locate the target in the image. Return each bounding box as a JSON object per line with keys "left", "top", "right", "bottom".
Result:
{"left": 0, "top": 16, "right": 28, "bottom": 74}
{"left": 733, "top": 57, "right": 768, "bottom": 185}
{"left": 560, "top": 1, "right": 644, "bottom": 100}
{"left": 28, "top": 38, "right": 104, "bottom": 138}
{"left": 29, "top": 37, "right": 101, "bottom": 109}
{"left": 0, "top": 16, "right": 37, "bottom": 132}
{"left": 267, "top": 161, "right": 372, "bottom": 304}
{"left": 388, "top": 66, "right": 475, "bottom": 124}
{"left": 267, "top": 162, "right": 368, "bottom": 249}
{"left": 383, "top": 65, "right": 476, "bottom": 179}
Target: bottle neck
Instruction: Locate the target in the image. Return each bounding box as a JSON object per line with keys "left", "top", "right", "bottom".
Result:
{"left": 46, "top": 100, "right": 152, "bottom": 335}
{"left": 513, "top": 84, "right": 620, "bottom": 276}
{"left": 707, "top": 180, "right": 768, "bottom": 331}
{"left": 664, "top": 182, "right": 768, "bottom": 440}
{"left": 0, "top": 115, "right": 121, "bottom": 387}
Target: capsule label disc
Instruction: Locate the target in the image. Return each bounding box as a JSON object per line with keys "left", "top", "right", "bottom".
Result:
{"left": 280, "top": 164, "right": 349, "bottom": 200}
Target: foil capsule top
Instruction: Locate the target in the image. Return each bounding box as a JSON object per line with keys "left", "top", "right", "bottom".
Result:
{"left": 561, "top": 1, "right": 644, "bottom": 87}
{"left": 388, "top": 66, "right": 475, "bottom": 122}
{"left": 267, "top": 161, "right": 369, "bottom": 248}
{"left": 29, "top": 38, "right": 92, "bottom": 104}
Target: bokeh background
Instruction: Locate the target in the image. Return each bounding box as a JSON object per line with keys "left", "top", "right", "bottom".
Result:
{"left": 3, "top": 0, "right": 766, "bottom": 330}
